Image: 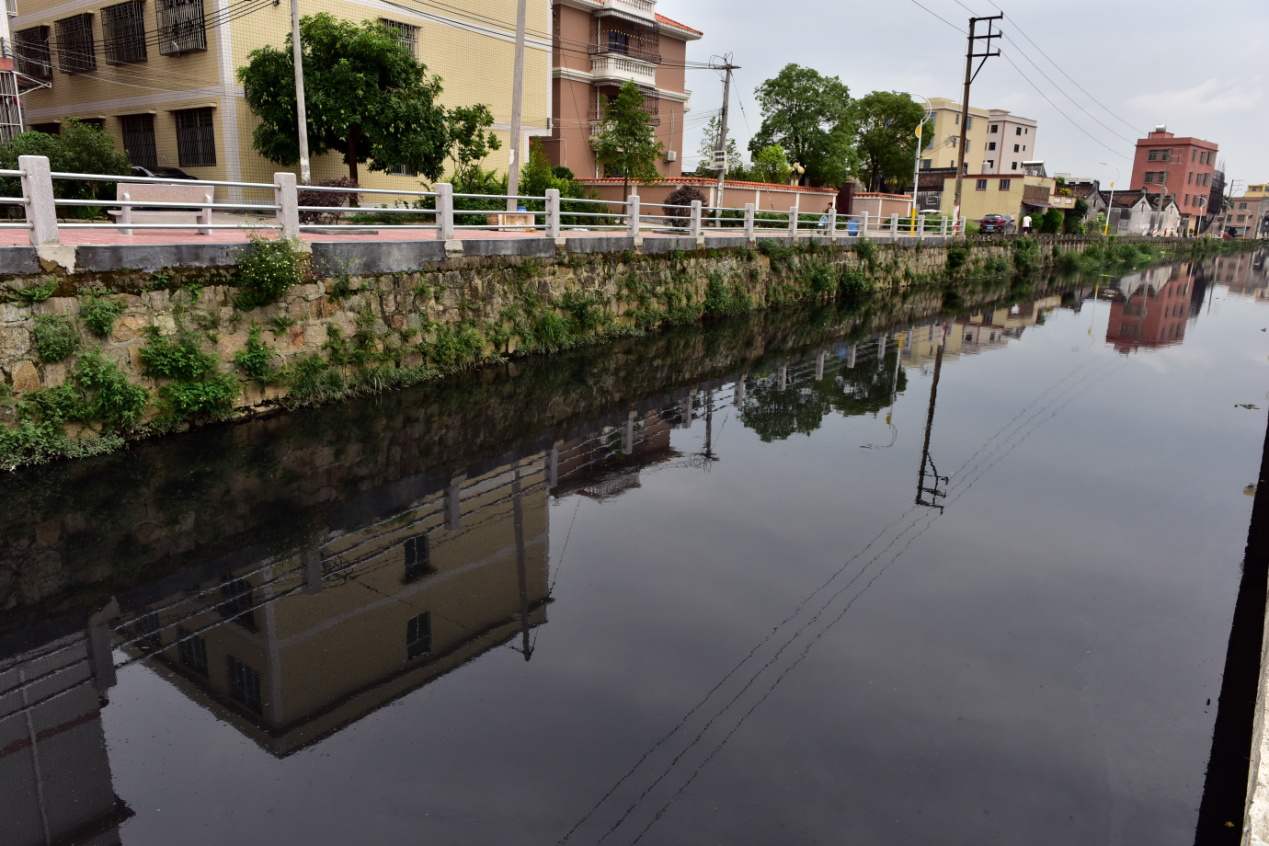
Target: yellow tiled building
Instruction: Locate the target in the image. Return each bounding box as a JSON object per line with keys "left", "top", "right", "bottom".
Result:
{"left": 12, "top": 0, "right": 551, "bottom": 200}
{"left": 923, "top": 96, "right": 1038, "bottom": 176}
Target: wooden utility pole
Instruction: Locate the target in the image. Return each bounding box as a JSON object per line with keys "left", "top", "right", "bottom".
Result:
{"left": 290, "top": 0, "right": 311, "bottom": 183}
{"left": 505, "top": 0, "right": 528, "bottom": 211}
{"left": 951, "top": 14, "right": 1003, "bottom": 221}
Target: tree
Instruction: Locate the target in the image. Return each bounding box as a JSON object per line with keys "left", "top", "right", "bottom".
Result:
{"left": 591, "top": 80, "right": 664, "bottom": 199}
{"left": 237, "top": 14, "right": 448, "bottom": 184}
{"left": 748, "top": 64, "right": 857, "bottom": 187}
{"left": 446, "top": 104, "right": 501, "bottom": 185}
{"left": 854, "top": 91, "right": 927, "bottom": 192}
{"left": 749, "top": 144, "right": 791, "bottom": 185}
{"left": 694, "top": 115, "right": 742, "bottom": 177}
{"left": 0, "top": 120, "right": 130, "bottom": 215}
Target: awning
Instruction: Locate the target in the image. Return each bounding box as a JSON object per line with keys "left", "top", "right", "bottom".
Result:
{"left": 1022, "top": 200, "right": 1053, "bottom": 208}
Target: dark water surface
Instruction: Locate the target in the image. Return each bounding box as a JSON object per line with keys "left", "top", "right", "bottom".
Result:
{"left": 3, "top": 253, "right": 1268, "bottom": 846}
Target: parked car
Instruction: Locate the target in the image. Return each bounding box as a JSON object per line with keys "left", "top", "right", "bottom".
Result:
{"left": 979, "top": 213, "right": 1014, "bottom": 234}
{"left": 130, "top": 165, "right": 198, "bottom": 181}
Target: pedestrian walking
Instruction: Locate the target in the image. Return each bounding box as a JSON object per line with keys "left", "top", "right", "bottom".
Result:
{"left": 1021, "top": 213, "right": 1032, "bottom": 236}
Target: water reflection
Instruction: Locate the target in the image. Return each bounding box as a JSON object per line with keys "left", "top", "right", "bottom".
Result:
{"left": 0, "top": 257, "right": 1264, "bottom": 845}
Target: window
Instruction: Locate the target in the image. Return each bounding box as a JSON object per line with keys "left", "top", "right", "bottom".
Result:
{"left": 1240, "top": 202, "right": 1248, "bottom": 210}
{"left": 31, "top": 122, "right": 59, "bottom": 134}
{"left": 407, "top": 612, "right": 432, "bottom": 659}
{"left": 135, "top": 612, "right": 162, "bottom": 651}
{"left": 1015, "top": 126, "right": 1022, "bottom": 135}
{"left": 1013, "top": 143, "right": 1020, "bottom": 153}
{"left": 402, "top": 534, "right": 432, "bottom": 583}
{"left": 1147, "top": 150, "right": 1162, "bottom": 161}
{"left": 120, "top": 114, "right": 157, "bottom": 168}
{"left": 157, "top": 0, "right": 206, "bottom": 55}
{"left": 607, "top": 30, "right": 629, "bottom": 54}
{"left": 175, "top": 107, "right": 216, "bottom": 166}
{"left": 999, "top": 179, "right": 1011, "bottom": 190}
{"left": 102, "top": 1, "right": 147, "bottom": 64}
{"left": 1011, "top": 162, "right": 1018, "bottom": 171}
{"left": 15, "top": 27, "right": 52, "bottom": 80}
{"left": 1238, "top": 214, "right": 1247, "bottom": 222}
{"left": 1188, "top": 172, "right": 1194, "bottom": 184}
{"left": 379, "top": 19, "right": 418, "bottom": 56}
{"left": 55, "top": 14, "right": 96, "bottom": 74}
{"left": 177, "top": 626, "right": 208, "bottom": 676}
{"left": 219, "top": 576, "right": 254, "bottom": 629}
{"left": 987, "top": 141, "right": 996, "bottom": 151}
{"left": 965, "top": 116, "right": 973, "bottom": 130}
{"left": 921, "top": 158, "right": 931, "bottom": 169}
{"left": 985, "top": 159, "right": 994, "bottom": 170}
{"left": 974, "top": 179, "right": 987, "bottom": 191}
{"left": 227, "top": 655, "right": 262, "bottom": 714}
{"left": 989, "top": 123, "right": 999, "bottom": 133}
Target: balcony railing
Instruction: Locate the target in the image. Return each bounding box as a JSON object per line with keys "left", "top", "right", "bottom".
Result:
{"left": 597, "top": 0, "right": 656, "bottom": 21}
{"left": 590, "top": 54, "right": 657, "bottom": 88}
{"left": 588, "top": 41, "right": 660, "bottom": 64}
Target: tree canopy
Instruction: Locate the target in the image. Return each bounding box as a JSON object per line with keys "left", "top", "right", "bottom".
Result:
{"left": 0, "top": 120, "right": 130, "bottom": 211}
{"left": 237, "top": 14, "right": 448, "bottom": 183}
{"left": 694, "top": 115, "right": 742, "bottom": 177}
{"left": 749, "top": 144, "right": 791, "bottom": 185}
{"left": 591, "top": 81, "right": 663, "bottom": 198}
{"left": 854, "top": 91, "right": 928, "bottom": 192}
{"left": 748, "top": 64, "right": 857, "bottom": 188}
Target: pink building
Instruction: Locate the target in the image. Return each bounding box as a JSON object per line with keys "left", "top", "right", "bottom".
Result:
{"left": 547, "top": 0, "right": 701, "bottom": 179}
{"left": 1129, "top": 125, "right": 1219, "bottom": 233}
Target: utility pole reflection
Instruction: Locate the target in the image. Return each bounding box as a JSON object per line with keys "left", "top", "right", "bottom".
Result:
{"left": 916, "top": 324, "right": 949, "bottom": 511}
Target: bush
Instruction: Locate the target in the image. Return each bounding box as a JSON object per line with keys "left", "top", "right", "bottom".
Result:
{"left": 0, "top": 120, "right": 130, "bottom": 219}
{"left": 80, "top": 289, "right": 126, "bottom": 336}
{"left": 158, "top": 371, "right": 238, "bottom": 419}
{"left": 32, "top": 315, "right": 79, "bottom": 362}
{"left": 69, "top": 351, "right": 148, "bottom": 428}
{"left": 1012, "top": 236, "right": 1040, "bottom": 273}
{"left": 12, "top": 279, "right": 56, "bottom": 302}
{"left": 298, "top": 176, "right": 358, "bottom": 225}
{"left": 140, "top": 328, "right": 217, "bottom": 379}
{"left": 233, "top": 325, "right": 277, "bottom": 380}
{"left": 235, "top": 235, "right": 305, "bottom": 310}
{"left": 664, "top": 185, "right": 706, "bottom": 230}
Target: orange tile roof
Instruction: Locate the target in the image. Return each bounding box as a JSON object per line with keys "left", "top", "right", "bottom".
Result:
{"left": 655, "top": 12, "right": 702, "bottom": 36}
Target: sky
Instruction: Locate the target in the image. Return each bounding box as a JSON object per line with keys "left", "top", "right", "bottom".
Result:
{"left": 660, "top": 0, "right": 1267, "bottom": 192}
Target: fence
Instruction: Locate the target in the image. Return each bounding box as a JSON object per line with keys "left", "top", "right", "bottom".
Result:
{"left": 4, "top": 155, "right": 965, "bottom": 247}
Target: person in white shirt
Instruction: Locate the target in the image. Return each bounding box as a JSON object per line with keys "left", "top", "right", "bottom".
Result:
{"left": 1021, "top": 214, "right": 1033, "bottom": 235}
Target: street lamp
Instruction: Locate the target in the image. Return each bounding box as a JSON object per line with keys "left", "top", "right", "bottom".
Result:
{"left": 1099, "top": 161, "right": 1119, "bottom": 236}
{"left": 910, "top": 96, "right": 932, "bottom": 235}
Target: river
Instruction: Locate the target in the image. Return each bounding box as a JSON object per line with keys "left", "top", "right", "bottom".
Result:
{"left": 1, "top": 251, "right": 1267, "bottom": 846}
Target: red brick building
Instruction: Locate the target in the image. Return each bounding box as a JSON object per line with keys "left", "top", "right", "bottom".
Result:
{"left": 1129, "top": 125, "right": 1218, "bottom": 234}
{"left": 548, "top": 0, "right": 701, "bottom": 180}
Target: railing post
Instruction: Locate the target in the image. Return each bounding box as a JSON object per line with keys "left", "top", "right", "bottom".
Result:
{"left": 689, "top": 199, "right": 702, "bottom": 240}
{"left": 862, "top": 211, "right": 870, "bottom": 236}
{"left": 626, "top": 194, "right": 641, "bottom": 238}
{"left": 744, "top": 203, "right": 755, "bottom": 242}
{"left": 545, "top": 188, "right": 561, "bottom": 240}
{"left": 788, "top": 202, "right": 798, "bottom": 239}
{"left": 19, "top": 155, "right": 58, "bottom": 246}
{"left": 941, "top": 215, "right": 949, "bottom": 237}
{"left": 890, "top": 213, "right": 899, "bottom": 236}
{"left": 827, "top": 207, "right": 837, "bottom": 243}
{"left": 274, "top": 172, "right": 299, "bottom": 239}
{"left": 436, "top": 182, "right": 454, "bottom": 241}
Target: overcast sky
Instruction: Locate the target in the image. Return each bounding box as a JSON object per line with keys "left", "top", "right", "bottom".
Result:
{"left": 662, "top": 0, "right": 1266, "bottom": 192}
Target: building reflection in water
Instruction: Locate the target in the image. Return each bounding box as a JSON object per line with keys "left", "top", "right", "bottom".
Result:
{"left": 1105, "top": 263, "right": 1195, "bottom": 353}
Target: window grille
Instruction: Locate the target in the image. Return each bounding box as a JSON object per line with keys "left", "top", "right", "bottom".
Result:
{"left": 379, "top": 19, "right": 418, "bottom": 55}
{"left": 157, "top": 0, "right": 206, "bottom": 55}
{"left": 402, "top": 534, "right": 432, "bottom": 583}
{"left": 218, "top": 575, "right": 254, "bottom": 629}
{"left": 103, "top": 1, "right": 147, "bottom": 64}
{"left": 227, "top": 655, "right": 262, "bottom": 714}
{"left": 55, "top": 14, "right": 96, "bottom": 74}
{"left": 15, "top": 27, "right": 52, "bottom": 79}
{"left": 177, "top": 626, "right": 208, "bottom": 676}
{"left": 175, "top": 107, "right": 216, "bottom": 166}
{"left": 120, "top": 113, "right": 157, "bottom": 168}
{"left": 407, "top": 612, "right": 432, "bottom": 660}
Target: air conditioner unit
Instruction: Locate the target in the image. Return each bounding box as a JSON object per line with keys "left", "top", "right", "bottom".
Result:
{"left": 664, "top": 150, "right": 677, "bottom": 162}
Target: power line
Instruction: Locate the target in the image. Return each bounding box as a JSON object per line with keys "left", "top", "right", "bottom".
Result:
{"left": 903, "top": 0, "right": 966, "bottom": 34}
{"left": 999, "top": 50, "right": 1128, "bottom": 160}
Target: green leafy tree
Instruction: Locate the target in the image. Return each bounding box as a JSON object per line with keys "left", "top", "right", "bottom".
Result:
{"left": 749, "top": 64, "right": 857, "bottom": 187}
{"left": 694, "top": 115, "right": 743, "bottom": 177}
{"left": 0, "top": 120, "right": 130, "bottom": 214}
{"left": 854, "top": 91, "right": 928, "bottom": 192}
{"left": 237, "top": 14, "right": 448, "bottom": 184}
{"left": 446, "top": 104, "right": 502, "bottom": 185}
{"left": 590, "top": 80, "right": 664, "bottom": 199}
{"left": 750, "top": 144, "right": 791, "bottom": 185}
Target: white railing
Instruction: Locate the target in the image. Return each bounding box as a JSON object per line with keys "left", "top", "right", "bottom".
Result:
{"left": 601, "top": 0, "right": 656, "bottom": 20}
{"left": 590, "top": 54, "right": 658, "bottom": 87}
{"left": 5, "top": 155, "right": 965, "bottom": 247}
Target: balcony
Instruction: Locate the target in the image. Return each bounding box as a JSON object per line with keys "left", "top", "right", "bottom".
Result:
{"left": 590, "top": 53, "right": 657, "bottom": 88}
{"left": 595, "top": 0, "right": 656, "bottom": 24}
{"left": 590, "top": 92, "right": 660, "bottom": 134}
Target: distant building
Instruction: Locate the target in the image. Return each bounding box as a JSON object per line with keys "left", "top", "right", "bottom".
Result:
{"left": 1213, "top": 194, "right": 1269, "bottom": 238}
{"left": 1129, "top": 125, "right": 1219, "bottom": 234}
{"left": 922, "top": 97, "right": 1038, "bottom": 175}
{"left": 1099, "top": 188, "right": 1181, "bottom": 236}
{"left": 937, "top": 171, "right": 1073, "bottom": 223}
{"left": 547, "top": 0, "right": 701, "bottom": 179}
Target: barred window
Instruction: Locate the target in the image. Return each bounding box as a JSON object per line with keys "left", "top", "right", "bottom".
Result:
{"left": 120, "top": 113, "right": 157, "bottom": 168}
{"left": 379, "top": 19, "right": 418, "bottom": 56}
{"left": 102, "top": 0, "right": 148, "bottom": 64}
{"left": 15, "top": 27, "right": 52, "bottom": 80}
{"left": 175, "top": 107, "right": 215, "bottom": 167}
{"left": 176, "top": 626, "right": 208, "bottom": 676}
{"left": 31, "top": 122, "right": 60, "bottom": 134}
{"left": 157, "top": 0, "right": 206, "bottom": 55}
{"left": 227, "top": 655, "right": 262, "bottom": 714}
{"left": 55, "top": 14, "right": 96, "bottom": 74}
{"left": 407, "top": 612, "right": 432, "bottom": 660}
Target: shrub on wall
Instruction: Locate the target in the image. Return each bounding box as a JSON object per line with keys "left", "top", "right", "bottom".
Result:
{"left": 234, "top": 235, "right": 305, "bottom": 310}
{"left": 32, "top": 316, "right": 79, "bottom": 362}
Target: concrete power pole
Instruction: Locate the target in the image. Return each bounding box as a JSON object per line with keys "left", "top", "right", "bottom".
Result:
{"left": 0, "top": 1, "right": 23, "bottom": 142}
{"left": 951, "top": 13, "right": 1002, "bottom": 222}
{"left": 290, "top": 0, "right": 311, "bottom": 183}
{"left": 713, "top": 57, "right": 738, "bottom": 209}
{"left": 505, "top": 0, "right": 528, "bottom": 212}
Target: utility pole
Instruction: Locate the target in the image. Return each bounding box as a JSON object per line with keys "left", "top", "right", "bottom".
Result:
{"left": 916, "top": 324, "right": 949, "bottom": 511}
{"left": 505, "top": 0, "right": 528, "bottom": 212}
{"left": 951, "top": 14, "right": 1003, "bottom": 222}
{"left": 290, "top": 0, "right": 310, "bottom": 183}
{"left": 713, "top": 56, "right": 738, "bottom": 210}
